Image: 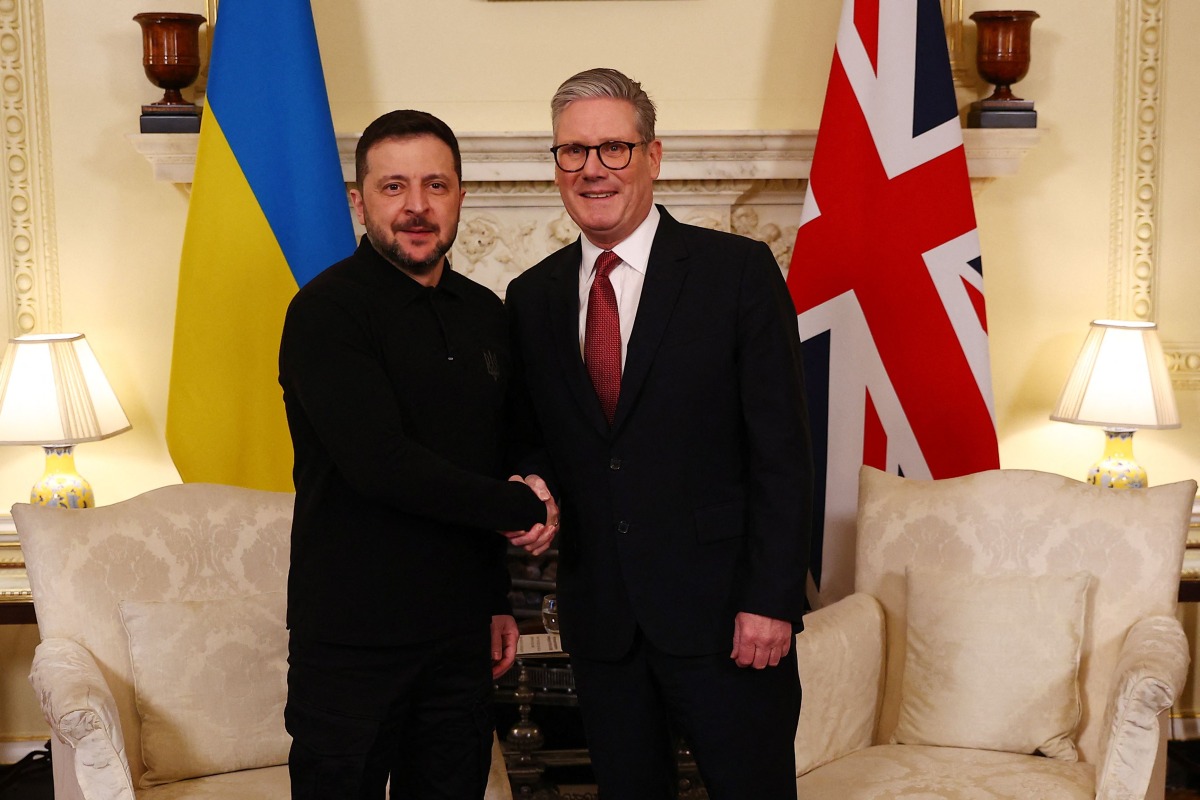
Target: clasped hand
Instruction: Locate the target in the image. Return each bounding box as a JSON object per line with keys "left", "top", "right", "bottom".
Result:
{"left": 502, "top": 474, "right": 559, "bottom": 556}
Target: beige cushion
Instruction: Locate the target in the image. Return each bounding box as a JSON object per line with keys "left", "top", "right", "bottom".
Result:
{"left": 15, "top": 484, "right": 295, "bottom": 788}
{"left": 795, "top": 744, "right": 1095, "bottom": 800}
{"left": 119, "top": 592, "right": 291, "bottom": 787}
{"left": 793, "top": 593, "right": 885, "bottom": 775}
{"left": 138, "top": 764, "right": 291, "bottom": 799}
{"left": 891, "top": 568, "right": 1089, "bottom": 760}
{"left": 854, "top": 468, "right": 1196, "bottom": 765}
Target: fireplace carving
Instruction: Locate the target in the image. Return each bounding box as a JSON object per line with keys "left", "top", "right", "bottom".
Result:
{"left": 128, "top": 128, "right": 1039, "bottom": 296}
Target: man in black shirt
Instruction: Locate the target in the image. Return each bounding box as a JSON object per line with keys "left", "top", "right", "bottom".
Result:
{"left": 279, "top": 110, "right": 557, "bottom": 800}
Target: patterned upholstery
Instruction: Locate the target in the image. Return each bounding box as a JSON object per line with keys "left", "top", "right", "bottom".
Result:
{"left": 15, "top": 483, "right": 513, "bottom": 800}
{"left": 794, "top": 466, "right": 1196, "bottom": 800}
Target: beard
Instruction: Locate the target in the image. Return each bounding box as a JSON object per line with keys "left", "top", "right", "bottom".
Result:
{"left": 364, "top": 215, "right": 458, "bottom": 276}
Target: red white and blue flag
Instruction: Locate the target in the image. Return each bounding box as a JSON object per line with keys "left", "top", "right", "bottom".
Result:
{"left": 788, "top": 0, "right": 1000, "bottom": 605}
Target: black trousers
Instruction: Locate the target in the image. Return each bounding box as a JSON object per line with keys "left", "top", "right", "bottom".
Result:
{"left": 285, "top": 627, "right": 495, "bottom": 800}
{"left": 570, "top": 631, "right": 800, "bottom": 800}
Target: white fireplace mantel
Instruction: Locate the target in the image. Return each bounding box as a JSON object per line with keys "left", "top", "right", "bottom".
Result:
{"left": 128, "top": 128, "right": 1039, "bottom": 296}
{"left": 129, "top": 128, "right": 1038, "bottom": 184}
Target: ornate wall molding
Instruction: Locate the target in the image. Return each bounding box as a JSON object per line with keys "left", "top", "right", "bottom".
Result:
{"left": 0, "top": 0, "right": 58, "bottom": 337}
{"left": 1106, "top": 0, "right": 1196, "bottom": 389}
{"left": 131, "top": 129, "right": 1039, "bottom": 184}
{"left": 1166, "top": 348, "right": 1200, "bottom": 391}
{"left": 1108, "top": 0, "right": 1163, "bottom": 323}
{"left": 129, "top": 128, "right": 1039, "bottom": 295}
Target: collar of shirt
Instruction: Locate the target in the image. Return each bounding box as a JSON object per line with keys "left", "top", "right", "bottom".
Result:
{"left": 577, "top": 205, "right": 661, "bottom": 364}
{"left": 578, "top": 204, "right": 661, "bottom": 285}
{"left": 357, "top": 235, "right": 464, "bottom": 306}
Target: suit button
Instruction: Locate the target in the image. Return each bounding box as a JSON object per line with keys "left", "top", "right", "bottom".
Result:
{"left": 616, "top": 521, "right": 630, "bottom": 534}
{"left": 609, "top": 458, "right": 622, "bottom": 470}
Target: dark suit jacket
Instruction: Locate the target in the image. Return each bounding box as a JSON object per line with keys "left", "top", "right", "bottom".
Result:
{"left": 506, "top": 207, "right": 813, "bottom": 660}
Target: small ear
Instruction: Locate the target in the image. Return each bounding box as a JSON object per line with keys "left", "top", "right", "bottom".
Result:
{"left": 348, "top": 188, "right": 366, "bottom": 226}
{"left": 646, "top": 139, "right": 663, "bottom": 180}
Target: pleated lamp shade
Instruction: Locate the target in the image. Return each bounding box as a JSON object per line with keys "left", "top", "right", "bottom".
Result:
{"left": 1050, "top": 320, "right": 1179, "bottom": 430}
{"left": 1050, "top": 320, "right": 1179, "bottom": 489}
{"left": 0, "top": 333, "right": 130, "bottom": 508}
{"left": 0, "top": 333, "right": 130, "bottom": 445}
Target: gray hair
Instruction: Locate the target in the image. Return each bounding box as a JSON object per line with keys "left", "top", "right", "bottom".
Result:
{"left": 551, "top": 68, "right": 657, "bottom": 144}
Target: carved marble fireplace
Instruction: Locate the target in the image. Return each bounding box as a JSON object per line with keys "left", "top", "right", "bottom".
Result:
{"left": 130, "top": 128, "right": 1038, "bottom": 296}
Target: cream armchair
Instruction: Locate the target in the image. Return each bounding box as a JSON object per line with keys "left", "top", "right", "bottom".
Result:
{"left": 794, "top": 467, "right": 1196, "bottom": 800}
{"left": 15, "top": 483, "right": 512, "bottom": 800}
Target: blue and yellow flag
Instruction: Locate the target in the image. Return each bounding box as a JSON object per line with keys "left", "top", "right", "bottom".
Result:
{"left": 166, "top": 0, "right": 354, "bottom": 491}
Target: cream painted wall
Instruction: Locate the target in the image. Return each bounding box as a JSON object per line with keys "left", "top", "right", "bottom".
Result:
{"left": 312, "top": 0, "right": 837, "bottom": 133}
{"left": 3, "top": 0, "right": 1198, "bottom": 749}
{"left": 976, "top": 0, "right": 1198, "bottom": 491}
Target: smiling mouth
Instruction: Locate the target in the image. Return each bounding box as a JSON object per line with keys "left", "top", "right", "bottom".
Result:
{"left": 581, "top": 192, "right": 616, "bottom": 199}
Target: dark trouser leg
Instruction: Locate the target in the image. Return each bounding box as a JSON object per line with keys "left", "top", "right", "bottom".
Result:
{"left": 569, "top": 634, "right": 677, "bottom": 800}
{"left": 285, "top": 628, "right": 495, "bottom": 800}
{"left": 649, "top": 642, "right": 800, "bottom": 800}
{"left": 391, "top": 628, "right": 495, "bottom": 799}
{"left": 285, "top": 636, "right": 398, "bottom": 800}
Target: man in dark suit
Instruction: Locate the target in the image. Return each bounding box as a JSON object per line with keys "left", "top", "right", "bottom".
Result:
{"left": 506, "top": 68, "right": 813, "bottom": 799}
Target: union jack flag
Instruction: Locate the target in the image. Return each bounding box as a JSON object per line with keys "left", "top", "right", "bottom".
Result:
{"left": 788, "top": 0, "right": 1000, "bottom": 605}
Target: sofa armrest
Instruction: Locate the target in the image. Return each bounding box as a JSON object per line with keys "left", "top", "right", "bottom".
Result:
{"left": 793, "top": 593, "right": 886, "bottom": 775}
{"left": 1095, "top": 615, "right": 1190, "bottom": 800}
{"left": 29, "top": 638, "right": 136, "bottom": 800}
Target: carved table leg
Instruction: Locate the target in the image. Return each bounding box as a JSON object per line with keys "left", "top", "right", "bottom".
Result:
{"left": 504, "top": 660, "right": 557, "bottom": 798}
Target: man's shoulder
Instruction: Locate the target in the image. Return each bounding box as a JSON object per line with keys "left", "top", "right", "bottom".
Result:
{"left": 508, "top": 243, "right": 576, "bottom": 295}
{"left": 648, "top": 215, "right": 776, "bottom": 282}
{"left": 291, "top": 259, "right": 354, "bottom": 304}
{"left": 442, "top": 268, "right": 504, "bottom": 309}
{"left": 285, "top": 249, "right": 381, "bottom": 326}
{"left": 672, "top": 215, "right": 765, "bottom": 253}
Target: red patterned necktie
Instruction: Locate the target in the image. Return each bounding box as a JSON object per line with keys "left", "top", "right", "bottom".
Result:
{"left": 585, "top": 250, "right": 622, "bottom": 424}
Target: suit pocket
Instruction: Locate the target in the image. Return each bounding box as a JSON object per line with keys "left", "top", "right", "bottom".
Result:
{"left": 694, "top": 499, "right": 746, "bottom": 543}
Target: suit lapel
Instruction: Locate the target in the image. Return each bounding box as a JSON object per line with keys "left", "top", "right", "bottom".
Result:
{"left": 612, "top": 209, "right": 689, "bottom": 432}
{"left": 546, "top": 240, "right": 612, "bottom": 436}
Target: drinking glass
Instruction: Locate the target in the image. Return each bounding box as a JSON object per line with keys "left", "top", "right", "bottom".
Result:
{"left": 540, "top": 593, "right": 559, "bottom": 634}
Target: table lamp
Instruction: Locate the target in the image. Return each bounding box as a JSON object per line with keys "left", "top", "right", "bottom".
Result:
{"left": 0, "top": 333, "right": 131, "bottom": 507}
{"left": 1050, "top": 320, "right": 1179, "bottom": 489}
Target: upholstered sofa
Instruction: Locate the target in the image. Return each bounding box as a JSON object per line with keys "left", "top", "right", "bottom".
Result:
{"left": 792, "top": 467, "right": 1197, "bottom": 800}
{"left": 15, "top": 482, "right": 513, "bottom": 800}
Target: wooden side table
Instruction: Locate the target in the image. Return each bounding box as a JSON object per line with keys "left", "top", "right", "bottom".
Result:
{"left": 1180, "top": 574, "right": 1200, "bottom": 604}
{"left": 1182, "top": 509, "right": 1200, "bottom": 604}
{"left": 0, "top": 525, "right": 34, "bottom": 625}
{"left": 0, "top": 586, "right": 35, "bottom": 625}
{"left": 497, "top": 635, "right": 585, "bottom": 798}
{"left": 497, "top": 634, "right": 708, "bottom": 800}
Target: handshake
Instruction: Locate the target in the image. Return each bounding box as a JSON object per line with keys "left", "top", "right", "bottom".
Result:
{"left": 503, "top": 474, "right": 559, "bottom": 556}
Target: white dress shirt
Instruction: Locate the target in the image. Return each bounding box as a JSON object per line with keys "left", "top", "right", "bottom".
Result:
{"left": 577, "top": 205, "right": 661, "bottom": 369}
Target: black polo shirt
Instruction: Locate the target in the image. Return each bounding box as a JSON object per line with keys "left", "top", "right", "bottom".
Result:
{"left": 279, "top": 236, "right": 544, "bottom": 645}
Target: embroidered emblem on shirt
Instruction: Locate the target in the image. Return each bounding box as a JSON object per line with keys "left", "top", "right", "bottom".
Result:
{"left": 483, "top": 350, "right": 500, "bottom": 381}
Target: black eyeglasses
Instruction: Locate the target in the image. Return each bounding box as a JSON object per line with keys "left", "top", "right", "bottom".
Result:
{"left": 550, "top": 141, "right": 645, "bottom": 172}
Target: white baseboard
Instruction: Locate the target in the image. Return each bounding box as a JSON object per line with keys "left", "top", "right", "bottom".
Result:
{"left": 0, "top": 738, "right": 47, "bottom": 764}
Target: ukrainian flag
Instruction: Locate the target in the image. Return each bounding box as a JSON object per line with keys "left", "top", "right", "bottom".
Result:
{"left": 166, "top": 0, "right": 354, "bottom": 491}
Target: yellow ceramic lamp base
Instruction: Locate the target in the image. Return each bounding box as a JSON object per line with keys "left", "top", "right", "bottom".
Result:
{"left": 1086, "top": 428, "right": 1147, "bottom": 490}
{"left": 32, "top": 445, "right": 95, "bottom": 508}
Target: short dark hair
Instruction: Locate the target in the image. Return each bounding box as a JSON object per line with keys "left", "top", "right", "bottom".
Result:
{"left": 355, "top": 110, "right": 463, "bottom": 187}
